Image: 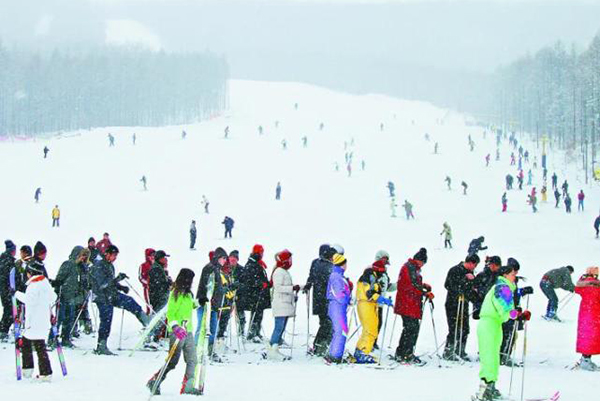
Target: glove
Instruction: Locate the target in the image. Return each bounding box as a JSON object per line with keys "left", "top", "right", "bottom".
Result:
{"left": 262, "top": 282, "right": 269, "bottom": 290}
{"left": 520, "top": 310, "right": 531, "bottom": 321}
{"left": 115, "top": 273, "right": 129, "bottom": 282}
{"left": 172, "top": 325, "right": 187, "bottom": 341}
{"left": 425, "top": 292, "right": 435, "bottom": 301}
{"left": 518, "top": 286, "right": 534, "bottom": 296}
{"left": 198, "top": 296, "right": 209, "bottom": 305}
{"left": 302, "top": 284, "right": 311, "bottom": 294}
{"left": 293, "top": 285, "right": 301, "bottom": 292}
{"left": 377, "top": 297, "right": 393, "bottom": 307}
{"left": 119, "top": 285, "right": 130, "bottom": 294}
{"left": 348, "top": 279, "right": 354, "bottom": 292}
{"left": 423, "top": 283, "right": 432, "bottom": 292}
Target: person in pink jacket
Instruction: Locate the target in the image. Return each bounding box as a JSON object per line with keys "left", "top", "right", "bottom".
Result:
{"left": 574, "top": 267, "right": 600, "bottom": 371}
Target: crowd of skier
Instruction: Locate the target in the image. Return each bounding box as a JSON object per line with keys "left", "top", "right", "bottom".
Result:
{"left": 1, "top": 234, "right": 599, "bottom": 400}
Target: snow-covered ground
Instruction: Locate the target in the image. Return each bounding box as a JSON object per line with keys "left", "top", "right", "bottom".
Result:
{"left": 0, "top": 80, "right": 598, "bottom": 400}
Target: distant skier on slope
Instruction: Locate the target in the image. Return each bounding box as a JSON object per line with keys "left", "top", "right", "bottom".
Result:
{"left": 467, "top": 236, "right": 487, "bottom": 257}
{"left": 34, "top": 187, "right": 42, "bottom": 203}
{"left": 387, "top": 181, "right": 395, "bottom": 197}
{"left": 402, "top": 200, "right": 414, "bottom": 220}
{"left": 594, "top": 214, "right": 600, "bottom": 238}
{"left": 501, "top": 192, "right": 507, "bottom": 212}
{"left": 445, "top": 176, "right": 452, "bottom": 190}
{"left": 461, "top": 181, "right": 468, "bottom": 195}
{"left": 440, "top": 222, "right": 452, "bottom": 248}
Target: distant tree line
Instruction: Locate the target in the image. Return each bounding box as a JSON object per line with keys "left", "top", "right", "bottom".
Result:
{"left": 483, "top": 33, "right": 600, "bottom": 181}
{"left": 0, "top": 45, "right": 229, "bottom": 136}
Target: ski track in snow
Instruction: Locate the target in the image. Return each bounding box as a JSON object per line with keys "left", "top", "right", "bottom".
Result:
{"left": 0, "top": 80, "right": 598, "bottom": 400}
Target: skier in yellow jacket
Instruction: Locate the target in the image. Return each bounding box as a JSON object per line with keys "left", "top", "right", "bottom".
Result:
{"left": 52, "top": 205, "right": 60, "bottom": 227}
{"left": 354, "top": 257, "right": 393, "bottom": 363}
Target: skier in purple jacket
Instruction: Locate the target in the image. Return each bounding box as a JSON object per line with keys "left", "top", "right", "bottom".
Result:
{"left": 326, "top": 253, "right": 352, "bottom": 363}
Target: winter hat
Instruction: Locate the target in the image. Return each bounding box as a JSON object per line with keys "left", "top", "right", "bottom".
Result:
{"left": 566, "top": 265, "right": 574, "bottom": 273}
{"left": 5, "top": 240, "right": 16, "bottom": 252}
{"left": 229, "top": 250, "right": 240, "bottom": 260}
{"left": 105, "top": 245, "right": 119, "bottom": 255}
{"left": 155, "top": 250, "right": 169, "bottom": 261}
{"left": 413, "top": 248, "right": 428, "bottom": 264}
{"left": 507, "top": 257, "right": 520, "bottom": 271}
{"left": 275, "top": 249, "right": 293, "bottom": 269}
{"left": 487, "top": 256, "right": 502, "bottom": 267}
{"left": 332, "top": 244, "right": 345, "bottom": 255}
{"left": 33, "top": 241, "right": 47, "bottom": 256}
{"left": 318, "top": 244, "right": 331, "bottom": 258}
{"left": 252, "top": 244, "right": 264, "bottom": 256}
{"left": 26, "top": 260, "right": 45, "bottom": 275}
{"left": 372, "top": 259, "right": 387, "bottom": 273}
{"left": 332, "top": 253, "right": 347, "bottom": 266}
{"left": 375, "top": 250, "right": 390, "bottom": 263}
{"left": 145, "top": 248, "right": 156, "bottom": 258}
{"left": 213, "top": 247, "right": 228, "bottom": 262}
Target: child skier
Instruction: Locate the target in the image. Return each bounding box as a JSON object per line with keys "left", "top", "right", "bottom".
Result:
{"left": 354, "top": 258, "right": 393, "bottom": 363}
{"left": 325, "top": 254, "right": 352, "bottom": 364}
{"left": 146, "top": 268, "right": 200, "bottom": 395}
{"left": 15, "top": 260, "right": 56, "bottom": 381}
{"left": 574, "top": 267, "right": 600, "bottom": 371}
{"left": 472, "top": 264, "right": 530, "bottom": 401}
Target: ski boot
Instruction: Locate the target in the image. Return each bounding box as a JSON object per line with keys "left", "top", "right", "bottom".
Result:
{"left": 580, "top": 356, "right": 599, "bottom": 371}
{"left": 471, "top": 379, "right": 494, "bottom": 401}
{"left": 34, "top": 374, "right": 52, "bottom": 383}
{"left": 266, "top": 344, "right": 290, "bottom": 361}
{"left": 82, "top": 320, "right": 94, "bottom": 335}
{"left": 324, "top": 355, "right": 343, "bottom": 365}
{"left": 61, "top": 338, "right": 76, "bottom": 349}
{"left": 442, "top": 348, "right": 459, "bottom": 361}
{"left": 23, "top": 369, "right": 34, "bottom": 379}
{"left": 353, "top": 349, "right": 376, "bottom": 364}
{"left": 136, "top": 311, "right": 150, "bottom": 327}
{"left": 487, "top": 382, "right": 502, "bottom": 400}
{"left": 94, "top": 339, "right": 116, "bottom": 355}
{"left": 147, "top": 373, "right": 162, "bottom": 395}
{"left": 181, "top": 375, "right": 202, "bottom": 395}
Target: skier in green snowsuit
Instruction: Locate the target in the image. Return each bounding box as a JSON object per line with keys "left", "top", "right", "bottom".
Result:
{"left": 473, "top": 265, "right": 529, "bottom": 401}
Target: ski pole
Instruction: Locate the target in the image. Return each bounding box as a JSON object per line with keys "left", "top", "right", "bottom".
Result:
{"left": 520, "top": 296, "right": 530, "bottom": 401}
{"left": 457, "top": 295, "right": 465, "bottom": 360}
{"left": 125, "top": 279, "right": 155, "bottom": 314}
{"left": 378, "top": 305, "right": 390, "bottom": 366}
{"left": 508, "top": 320, "right": 519, "bottom": 397}
{"left": 557, "top": 292, "right": 574, "bottom": 314}
{"left": 305, "top": 289, "right": 310, "bottom": 353}
{"left": 290, "top": 294, "right": 298, "bottom": 359}
{"left": 149, "top": 320, "right": 187, "bottom": 399}
{"left": 429, "top": 300, "right": 442, "bottom": 368}
{"left": 69, "top": 291, "right": 91, "bottom": 336}
{"left": 388, "top": 314, "right": 398, "bottom": 349}
{"left": 118, "top": 309, "right": 125, "bottom": 350}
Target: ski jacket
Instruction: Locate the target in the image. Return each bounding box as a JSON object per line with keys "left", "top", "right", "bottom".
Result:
{"left": 15, "top": 275, "right": 56, "bottom": 340}
{"left": 271, "top": 267, "right": 296, "bottom": 317}
{"left": 166, "top": 291, "right": 196, "bottom": 334}
{"left": 394, "top": 259, "right": 427, "bottom": 319}
{"left": 236, "top": 256, "right": 271, "bottom": 311}
{"left": 356, "top": 268, "right": 383, "bottom": 304}
{"left": 541, "top": 267, "right": 575, "bottom": 292}
{"left": 54, "top": 246, "right": 86, "bottom": 304}
{"left": 90, "top": 256, "right": 123, "bottom": 305}
{"left": 88, "top": 246, "right": 100, "bottom": 264}
{"left": 52, "top": 207, "right": 60, "bottom": 219}
{"left": 441, "top": 225, "right": 452, "bottom": 240}
{"left": 326, "top": 266, "right": 351, "bottom": 307}
{"left": 138, "top": 248, "right": 155, "bottom": 289}
{"left": 594, "top": 217, "right": 600, "bottom": 230}
{"left": 96, "top": 238, "right": 112, "bottom": 255}
{"left": 472, "top": 267, "right": 498, "bottom": 319}
{"left": 305, "top": 257, "right": 333, "bottom": 315}
{"left": 222, "top": 217, "right": 234, "bottom": 230}
{"left": 575, "top": 276, "right": 600, "bottom": 355}
{"left": 0, "top": 251, "right": 16, "bottom": 298}
{"left": 479, "top": 276, "right": 516, "bottom": 324}
{"left": 467, "top": 238, "right": 487, "bottom": 256}
{"left": 148, "top": 261, "right": 172, "bottom": 311}
{"left": 444, "top": 262, "right": 474, "bottom": 309}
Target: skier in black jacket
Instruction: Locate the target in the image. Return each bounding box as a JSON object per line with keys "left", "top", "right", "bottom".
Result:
{"left": 148, "top": 251, "right": 172, "bottom": 312}
{"left": 303, "top": 244, "right": 335, "bottom": 355}
{"left": 237, "top": 245, "right": 270, "bottom": 342}
{"left": 471, "top": 256, "right": 502, "bottom": 319}
{"left": 0, "top": 240, "right": 17, "bottom": 341}
{"left": 467, "top": 236, "right": 487, "bottom": 257}
{"left": 443, "top": 254, "right": 479, "bottom": 360}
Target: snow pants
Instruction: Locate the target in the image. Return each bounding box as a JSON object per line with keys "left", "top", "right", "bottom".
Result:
{"left": 58, "top": 302, "right": 77, "bottom": 341}
{"left": 160, "top": 334, "right": 197, "bottom": 383}
{"left": 313, "top": 312, "right": 332, "bottom": 352}
{"left": 22, "top": 337, "right": 52, "bottom": 376}
{"left": 328, "top": 302, "right": 348, "bottom": 359}
{"left": 444, "top": 299, "right": 470, "bottom": 356}
{"left": 96, "top": 293, "right": 144, "bottom": 341}
{"left": 540, "top": 280, "right": 558, "bottom": 317}
{"left": 395, "top": 315, "right": 421, "bottom": 359}
{"left": 477, "top": 317, "right": 503, "bottom": 382}
{"left": 356, "top": 301, "right": 378, "bottom": 354}
{"left": 0, "top": 295, "right": 12, "bottom": 335}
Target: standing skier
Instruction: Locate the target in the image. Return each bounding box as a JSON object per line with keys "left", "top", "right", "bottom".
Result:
{"left": 551, "top": 172, "right": 558, "bottom": 189}
{"left": 266, "top": 250, "right": 301, "bottom": 361}
{"left": 325, "top": 254, "right": 352, "bottom": 364}
{"left": 445, "top": 176, "right": 452, "bottom": 190}
{"left": 34, "top": 187, "right": 41, "bottom": 203}
{"left": 140, "top": 176, "right": 147, "bottom": 191}
{"left": 402, "top": 200, "right": 415, "bottom": 220}
{"left": 574, "top": 267, "right": 600, "bottom": 371}
{"left": 241, "top": 245, "right": 271, "bottom": 342}
{"left": 275, "top": 182, "right": 282, "bottom": 200}
{"left": 472, "top": 256, "right": 502, "bottom": 320}
{"left": 148, "top": 251, "right": 173, "bottom": 341}
{"left": 15, "top": 260, "right": 56, "bottom": 381}
{"left": 462, "top": 181, "right": 468, "bottom": 195}
{"left": 201, "top": 196, "right": 209, "bottom": 214}
{"left": 540, "top": 266, "right": 575, "bottom": 321}
{"left": 52, "top": 205, "right": 60, "bottom": 227}
{"left": 190, "top": 220, "right": 197, "bottom": 250}
{"left": 354, "top": 258, "right": 393, "bottom": 363}
{"left": 440, "top": 222, "right": 453, "bottom": 248}
{"left": 222, "top": 216, "right": 234, "bottom": 239}
{"left": 138, "top": 248, "right": 156, "bottom": 314}
{"left": 43, "top": 146, "right": 49, "bottom": 158}
{"left": 472, "top": 264, "right": 530, "bottom": 401}
{"left": 594, "top": 215, "right": 600, "bottom": 238}
{"left": 304, "top": 244, "right": 335, "bottom": 356}
{"left": 96, "top": 233, "right": 112, "bottom": 256}
{"left": 562, "top": 180, "right": 569, "bottom": 197}
{"left": 501, "top": 192, "right": 507, "bottom": 212}
{"left": 393, "top": 248, "right": 433, "bottom": 364}
{"left": 146, "top": 268, "right": 200, "bottom": 395}
{"left": 0, "top": 240, "right": 17, "bottom": 341}
{"left": 390, "top": 197, "right": 398, "bottom": 218}
{"left": 443, "top": 254, "right": 479, "bottom": 361}
{"left": 387, "top": 181, "right": 395, "bottom": 197}
{"left": 578, "top": 190, "right": 585, "bottom": 211}
{"left": 565, "top": 193, "right": 572, "bottom": 213}
{"left": 554, "top": 188, "right": 561, "bottom": 208}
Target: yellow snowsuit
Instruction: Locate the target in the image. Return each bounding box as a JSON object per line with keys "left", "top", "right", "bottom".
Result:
{"left": 356, "top": 269, "right": 382, "bottom": 355}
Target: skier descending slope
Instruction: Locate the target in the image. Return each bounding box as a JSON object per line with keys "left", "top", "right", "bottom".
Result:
{"left": 147, "top": 268, "right": 200, "bottom": 395}
{"left": 472, "top": 264, "right": 530, "bottom": 401}
{"left": 15, "top": 260, "right": 56, "bottom": 382}
{"left": 325, "top": 254, "right": 352, "bottom": 364}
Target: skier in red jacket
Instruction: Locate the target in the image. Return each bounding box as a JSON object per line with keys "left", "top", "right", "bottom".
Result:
{"left": 138, "top": 248, "right": 156, "bottom": 314}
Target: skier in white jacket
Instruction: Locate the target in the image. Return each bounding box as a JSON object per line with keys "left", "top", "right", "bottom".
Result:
{"left": 267, "top": 250, "right": 302, "bottom": 361}
{"left": 15, "top": 260, "right": 56, "bottom": 381}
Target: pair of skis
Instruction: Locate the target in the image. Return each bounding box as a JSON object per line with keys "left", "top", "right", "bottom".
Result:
{"left": 192, "top": 274, "right": 215, "bottom": 395}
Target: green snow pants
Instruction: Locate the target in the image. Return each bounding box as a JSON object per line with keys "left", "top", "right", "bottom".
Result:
{"left": 477, "top": 317, "right": 502, "bottom": 382}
